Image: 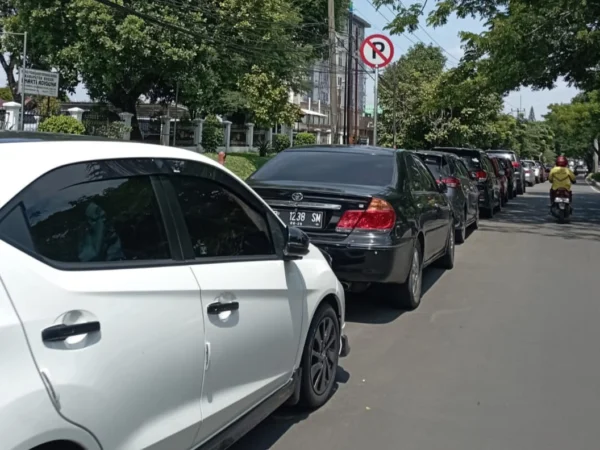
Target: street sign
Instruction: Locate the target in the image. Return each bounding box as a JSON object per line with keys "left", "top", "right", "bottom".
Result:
{"left": 360, "top": 34, "right": 394, "bottom": 69}
{"left": 19, "top": 69, "right": 59, "bottom": 97}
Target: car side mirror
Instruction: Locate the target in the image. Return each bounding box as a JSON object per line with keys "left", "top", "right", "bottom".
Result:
{"left": 284, "top": 227, "right": 310, "bottom": 260}
{"left": 438, "top": 181, "right": 448, "bottom": 193}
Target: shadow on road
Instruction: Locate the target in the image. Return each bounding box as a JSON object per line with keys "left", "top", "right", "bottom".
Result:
{"left": 344, "top": 266, "right": 446, "bottom": 325}
{"left": 229, "top": 365, "right": 350, "bottom": 450}
{"left": 477, "top": 180, "right": 600, "bottom": 242}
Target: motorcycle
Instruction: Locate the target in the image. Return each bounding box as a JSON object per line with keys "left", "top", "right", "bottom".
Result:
{"left": 550, "top": 188, "right": 572, "bottom": 223}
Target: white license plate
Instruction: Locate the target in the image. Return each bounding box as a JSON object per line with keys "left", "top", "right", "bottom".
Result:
{"left": 274, "top": 209, "right": 324, "bottom": 229}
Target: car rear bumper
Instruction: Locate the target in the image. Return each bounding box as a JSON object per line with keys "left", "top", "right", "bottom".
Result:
{"left": 314, "top": 240, "right": 413, "bottom": 284}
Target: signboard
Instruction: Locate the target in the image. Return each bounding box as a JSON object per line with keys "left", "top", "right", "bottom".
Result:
{"left": 360, "top": 34, "right": 395, "bottom": 69}
{"left": 19, "top": 69, "right": 59, "bottom": 97}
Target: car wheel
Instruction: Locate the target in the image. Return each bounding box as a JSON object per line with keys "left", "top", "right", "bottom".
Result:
{"left": 387, "top": 242, "right": 422, "bottom": 311}
{"left": 437, "top": 224, "right": 455, "bottom": 270}
{"left": 473, "top": 206, "right": 480, "bottom": 229}
{"left": 455, "top": 211, "right": 466, "bottom": 244}
{"left": 299, "top": 304, "right": 340, "bottom": 409}
{"left": 517, "top": 182, "right": 524, "bottom": 195}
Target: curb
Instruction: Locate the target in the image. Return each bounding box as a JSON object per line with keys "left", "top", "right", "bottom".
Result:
{"left": 585, "top": 176, "right": 600, "bottom": 190}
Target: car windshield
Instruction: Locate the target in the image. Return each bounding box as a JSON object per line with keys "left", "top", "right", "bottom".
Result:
{"left": 488, "top": 151, "right": 516, "bottom": 162}
{"left": 249, "top": 150, "right": 395, "bottom": 187}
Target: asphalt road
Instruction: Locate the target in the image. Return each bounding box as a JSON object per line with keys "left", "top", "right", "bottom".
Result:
{"left": 232, "top": 176, "right": 600, "bottom": 450}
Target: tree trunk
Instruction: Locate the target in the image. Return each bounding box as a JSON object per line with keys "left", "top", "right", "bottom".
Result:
{"left": 106, "top": 90, "right": 142, "bottom": 141}
{"left": 0, "top": 54, "right": 19, "bottom": 101}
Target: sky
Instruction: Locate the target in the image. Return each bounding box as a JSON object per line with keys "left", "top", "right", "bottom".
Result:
{"left": 353, "top": 0, "right": 579, "bottom": 117}
{"left": 2, "top": 1, "right": 579, "bottom": 117}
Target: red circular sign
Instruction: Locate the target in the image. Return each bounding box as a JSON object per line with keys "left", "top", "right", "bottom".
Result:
{"left": 360, "top": 34, "right": 395, "bottom": 69}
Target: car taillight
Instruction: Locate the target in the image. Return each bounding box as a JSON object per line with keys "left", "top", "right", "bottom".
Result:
{"left": 336, "top": 198, "right": 396, "bottom": 232}
{"left": 471, "top": 170, "right": 487, "bottom": 181}
{"left": 441, "top": 176, "right": 461, "bottom": 188}
{"left": 512, "top": 161, "right": 520, "bottom": 168}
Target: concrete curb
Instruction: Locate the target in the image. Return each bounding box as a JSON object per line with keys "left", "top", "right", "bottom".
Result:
{"left": 585, "top": 175, "right": 600, "bottom": 190}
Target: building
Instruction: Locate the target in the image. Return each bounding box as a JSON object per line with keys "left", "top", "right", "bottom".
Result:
{"left": 290, "top": 13, "right": 372, "bottom": 139}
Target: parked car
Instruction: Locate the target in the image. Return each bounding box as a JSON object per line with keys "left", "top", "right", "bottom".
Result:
{"left": 545, "top": 164, "right": 552, "bottom": 177}
{"left": 487, "top": 149, "right": 526, "bottom": 195}
{"left": 489, "top": 155, "right": 516, "bottom": 200}
{"left": 522, "top": 159, "right": 540, "bottom": 183}
{"left": 412, "top": 150, "right": 479, "bottom": 243}
{"left": 0, "top": 137, "right": 349, "bottom": 450}
{"left": 489, "top": 157, "right": 509, "bottom": 206}
{"left": 248, "top": 145, "right": 456, "bottom": 310}
{"left": 575, "top": 163, "right": 588, "bottom": 176}
{"left": 435, "top": 147, "right": 501, "bottom": 218}
{"left": 522, "top": 160, "right": 536, "bottom": 186}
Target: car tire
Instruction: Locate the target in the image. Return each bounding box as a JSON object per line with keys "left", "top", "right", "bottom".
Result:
{"left": 437, "top": 224, "right": 455, "bottom": 270}
{"left": 472, "top": 206, "right": 480, "bottom": 230}
{"left": 386, "top": 242, "right": 422, "bottom": 311}
{"left": 299, "top": 303, "right": 340, "bottom": 409}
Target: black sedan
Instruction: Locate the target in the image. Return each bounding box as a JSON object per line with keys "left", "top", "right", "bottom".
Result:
{"left": 247, "top": 145, "right": 456, "bottom": 310}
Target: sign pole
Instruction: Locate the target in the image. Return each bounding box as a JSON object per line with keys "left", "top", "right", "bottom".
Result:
{"left": 20, "top": 31, "right": 27, "bottom": 131}
{"left": 373, "top": 66, "right": 379, "bottom": 147}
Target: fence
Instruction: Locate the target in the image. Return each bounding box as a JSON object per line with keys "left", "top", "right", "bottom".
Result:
{"left": 82, "top": 110, "right": 122, "bottom": 136}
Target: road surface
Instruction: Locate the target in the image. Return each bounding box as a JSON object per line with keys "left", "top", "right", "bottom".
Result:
{"left": 232, "top": 177, "right": 600, "bottom": 450}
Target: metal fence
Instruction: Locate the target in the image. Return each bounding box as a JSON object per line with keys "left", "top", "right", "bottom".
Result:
{"left": 23, "top": 108, "right": 68, "bottom": 132}
{"left": 82, "top": 110, "right": 122, "bottom": 136}
{"left": 0, "top": 110, "right": 6, "bottom": 130}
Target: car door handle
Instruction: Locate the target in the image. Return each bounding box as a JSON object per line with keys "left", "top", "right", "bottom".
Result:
{"left": 42, "top": 321, "right": 101, "bottom": 342}
{"left": 207, "top": 301, "right": 239, "bottom": 315}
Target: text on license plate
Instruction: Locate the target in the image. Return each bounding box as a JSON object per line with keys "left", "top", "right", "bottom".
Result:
{"left": 274, "top": 209, "right": 324, "bottom": 228}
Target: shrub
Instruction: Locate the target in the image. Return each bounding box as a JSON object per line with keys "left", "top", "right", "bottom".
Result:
{"left": 590, "top": 172, "right": 600, "bottom": 182}
{"left": 255, "top": 139, "right": 272, "bottom": 156}
{"left": 273, "top": 133, "right": 291, "bottom": 153}
{"left": 38, "top": 115, "right": 86, "bottom": 135}
{"left": 293, "top": 132, "right": 316, "bottom": 147}
{"left": 202, "top": 115, "right": 224, "bottom": 153}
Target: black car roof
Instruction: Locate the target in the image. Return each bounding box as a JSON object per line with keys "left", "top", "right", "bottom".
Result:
{"left": 434, "top": 146, "right": 485, "bottom": 154}
{"left": 284, "top": 145, "right": 398, "bottom": 156}
{"left": 487, "top": 149, "right": 516, "bottom": 153}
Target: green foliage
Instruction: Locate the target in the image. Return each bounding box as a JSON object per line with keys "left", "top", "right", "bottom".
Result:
{"left": 239, "top": 66, "right": 303, "bottom": 128}
{"left": 255, "top": 139, "right": 272, "bottom": 157}
{"left": 202, "top": 115, "right": 224, "bottom": 153}
{"left": 590, "top": 172, "right": 600, "bottom": 183}
{"left": 0, "top": 87, "right": 13, "bottom": 101}
{"left": 374, "top": 0, "right": 600, "bottom": 93}
{"left": 293, "top": 132, "right": 316, "bottom": 146}
{"left": 204, "top": 152, "right": 273, "bottom": 179}
{"left": 273, "top": 133, "right": 291, "bottom": 153}
{"left": 38, "top": 115, "right": 85, "bottom": 135}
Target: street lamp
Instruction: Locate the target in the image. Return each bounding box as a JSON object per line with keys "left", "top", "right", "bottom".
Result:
{"left": 0, "top": 31, "right": 28, "bottom": 131}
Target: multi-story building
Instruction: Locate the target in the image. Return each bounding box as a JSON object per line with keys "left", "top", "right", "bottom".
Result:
{"left": 294, "top": 13, "right": 371, "bottom": 127}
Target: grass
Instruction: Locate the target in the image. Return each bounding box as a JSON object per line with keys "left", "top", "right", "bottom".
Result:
{"left": 203, "top": 152, "right": 273, "bottom": 179}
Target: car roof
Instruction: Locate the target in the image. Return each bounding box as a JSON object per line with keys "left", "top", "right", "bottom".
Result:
{"left": 412, "top": 150, "right": 447, "bottom": 158}
{"left": 487, "top": 149, "right": 516, "bottom": 154}
{"left": 434, "top": 147, "right": 484, "bottom": 154}
{"left": 0, "top": 130, "right": 114, "bottom": 141}
{"left": 0, "top": 140, "right": 230, "bottom": 209}
{"left": 284, "top": 145, "right": 398, "bottom": 156}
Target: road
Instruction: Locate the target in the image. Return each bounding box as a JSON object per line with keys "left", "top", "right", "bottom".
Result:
{"left": 232, "top": 177, "right": 600, "bottom": 450}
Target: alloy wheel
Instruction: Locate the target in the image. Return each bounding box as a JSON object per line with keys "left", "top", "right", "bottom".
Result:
{"left": 410, "top": 248, "right": 422, "bottom": 303}
{"left": 310, "top": 317, "right": 338, "bottom": 396}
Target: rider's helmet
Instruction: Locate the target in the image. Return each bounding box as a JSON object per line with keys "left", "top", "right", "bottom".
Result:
{"left": 556, "top": 156, "right": 568, "bottom": 167}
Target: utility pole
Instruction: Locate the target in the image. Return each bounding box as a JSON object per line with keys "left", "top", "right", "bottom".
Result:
{"left": 345, "top": 3, "right": 353, "bottom": 144}
{"left": 328, "top": 0, "right": 338, "bottom": 140}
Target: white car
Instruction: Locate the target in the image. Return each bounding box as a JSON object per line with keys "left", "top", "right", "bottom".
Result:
{"left": 0, "top": 137, "right": 348, "bottom": 450}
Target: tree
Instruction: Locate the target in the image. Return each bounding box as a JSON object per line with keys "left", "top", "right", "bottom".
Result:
{"left": 544, "top": 91, "right": 600, "bottom": 167}
{"left": 528, "top": 107, "right": 536, "bottom": 122}
{"left": 373, "top": 0, "right": 600, "bottom": 93}
{"left": 18, "top": 0, "right": 317, "bottom": 128}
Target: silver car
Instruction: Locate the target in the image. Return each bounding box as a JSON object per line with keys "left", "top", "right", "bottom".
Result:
{"left": 522, "top": 160, "right": 540, "bottom": 183}
{"left": 522, "top": 161, "right": 536, "bottom": 186}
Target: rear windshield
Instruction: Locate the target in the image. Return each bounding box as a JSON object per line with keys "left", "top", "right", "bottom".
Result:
{"left": 415, "top": 154, "right": 442, "bottom": 178}
{"left": 438, "top": 149, "right": 482, "bottom": 170}
{"left": 249, "top": 150, "right": 395, "bottom": 186}
{"left": 487, "top": 151, "right": 517, "bottom": 162}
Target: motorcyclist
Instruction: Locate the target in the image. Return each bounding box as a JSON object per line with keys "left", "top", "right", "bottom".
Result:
{"left": 548, "top": 155, "right": 576, "bottom": 206}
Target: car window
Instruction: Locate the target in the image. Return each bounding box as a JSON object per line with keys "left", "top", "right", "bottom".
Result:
{"left": 416, "top": 154, "right": 443, "bottom": 179}
{"left": 482, "top": 156, "right": 495, "bottom": 174}
{"left": 405, "top": 154, "right": 425, "bottom": 191}
{"left": 250, "top": 150, "right": 395, "bottom": 187}
{"left": 3, "top": 168, "right": 170, "bottom": 263}
{"left": 454, "top": 159, "right": 469, "bottom": 178}
{"left": 169, "top": 176, "right": 275, "bottom": 258}
{"left": 487, "top": 151, "right": 516, "bottom": 162}
{"left": 412, "top": 156, "right": 439, "bottom": 192}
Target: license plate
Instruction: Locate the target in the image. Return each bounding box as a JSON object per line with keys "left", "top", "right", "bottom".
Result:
{"left": 274, "top": 209, "right": 324, "bottom": 229}
{"left": 559, "top": 203, "right": 565, "bottom": 210}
